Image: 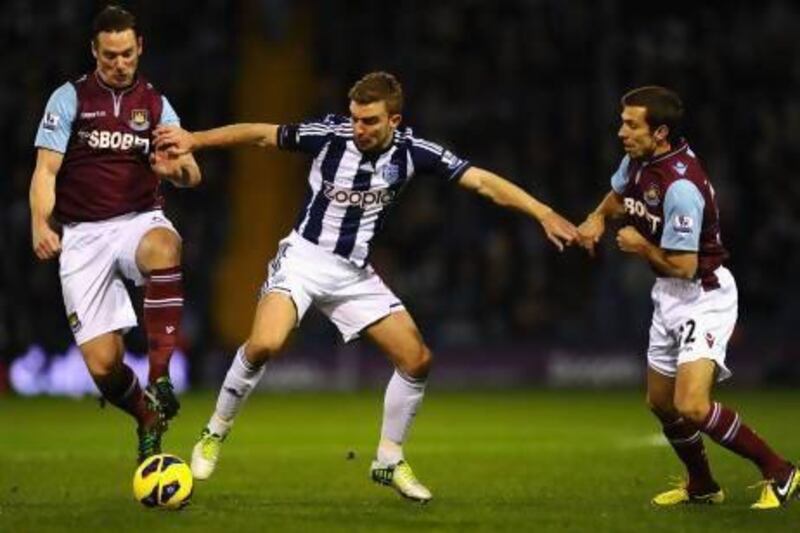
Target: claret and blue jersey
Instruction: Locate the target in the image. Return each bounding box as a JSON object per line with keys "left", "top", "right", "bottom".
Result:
{"left": 34, "top": 73, "right": 180, "bottom": 223}
{"left": 278, "top": 114, "right": 471, "bottom": 266}
{"left": 610, "top": 140, "right": 729, "bottom": 288}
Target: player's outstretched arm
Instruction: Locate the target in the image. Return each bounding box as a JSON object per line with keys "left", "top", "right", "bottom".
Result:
{"left": 577, "top": 190, "right": 625, "bottom": 256}
{"left": 458, "top": 166, "right": 578, "bottom": 251}
{"left": 616, "top": 226, "right": 698, "bottom": 278}
{"left": 153, "top": 123, "right": 280, "bottom": 155}
{"left": 29, "top": 148, "right": 63, "bottom": 260}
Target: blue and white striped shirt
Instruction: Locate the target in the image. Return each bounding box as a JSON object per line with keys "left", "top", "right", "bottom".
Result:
{"left": 278, "top": 114, "right": 470, "bottom": 266}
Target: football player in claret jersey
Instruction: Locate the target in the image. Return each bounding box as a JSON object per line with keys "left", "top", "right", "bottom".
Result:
{"left": 155, "top": 71, "right": 577, "bottom": 502}
{"left": 577, "top": 86, "right": 798, "bottom": 509}
{"left": 29, "top": 6, "right": 201, "bottom": 463}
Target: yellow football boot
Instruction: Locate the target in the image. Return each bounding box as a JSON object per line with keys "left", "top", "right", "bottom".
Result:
{"left": 652, "top": 480, "right": 724, "bottom": 506}
{"left": 751, "top": 466, "right": 799, "bottom": 510}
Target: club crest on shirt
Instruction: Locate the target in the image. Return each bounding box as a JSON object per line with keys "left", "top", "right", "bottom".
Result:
{"left": 129, "top": 109, "right": 150, "bottom": 131}
{"left": 382, "top": 163, "right": 401, "bottom": 184}
{"left": 643, "top": 183, "right": 661, "bottom": 207}
{"left": 673, "top": 161, "right": 688, "bottom": 175}
{"left": 673, "top": 214, "right": 694, "bottom": 233}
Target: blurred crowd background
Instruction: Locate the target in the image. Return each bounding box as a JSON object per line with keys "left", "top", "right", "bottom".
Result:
{"left": 2, "top": 0, "right": 799, "bottom": 391}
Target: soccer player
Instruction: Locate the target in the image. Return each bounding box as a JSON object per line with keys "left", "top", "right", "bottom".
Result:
{"left": 29, "top": 6, "right": 201, "bottom": 463}
{"left": 154, "top": 71, "right": 577, "bottom": 502}
{"left": 577, "top": 86, "right": 798, "bottom": 509}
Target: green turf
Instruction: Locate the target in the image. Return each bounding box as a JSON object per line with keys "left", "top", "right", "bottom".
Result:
{"left": 1, "top": 389, "right": 798, "bottom": 532}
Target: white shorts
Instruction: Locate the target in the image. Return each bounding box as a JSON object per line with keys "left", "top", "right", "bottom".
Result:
{"left": 261, "top": 231, "right": 404, "bottom": 342}
{"left": 647, "top": 266, "right": 738, "bottom": 381}
{"left": 59, "top": 210, "right": 179, "bottom": 346}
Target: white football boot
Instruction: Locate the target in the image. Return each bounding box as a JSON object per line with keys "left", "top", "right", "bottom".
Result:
{"left": 191, "top": 428, "right": 225, "bottom": 480}
{"left": 370, "top": 460, "right": 432, "bottom": 503}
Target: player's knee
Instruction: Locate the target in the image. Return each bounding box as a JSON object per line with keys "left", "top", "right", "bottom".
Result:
{"left": 399, "top": 344, "right": 432, "bottom": 379}
{"left": 645, "top": 393, "right": 663, "bottom": 415}
{"left": 674, "top": 394, "right": 711, "bottom": 426}
{"left": 245, "top": 334, "right": 287, "bottom": 364}
{"left": 646, "top": 394, "right": 678, "bottom": 423}
{"left": 83, "top": 353, "right": 119, "bottom": 379}
{"left": 139, "top": 229, "right": 182, "bottom": 269}
{"left": 79, "top": 334, "right": 124, "bottom": 379}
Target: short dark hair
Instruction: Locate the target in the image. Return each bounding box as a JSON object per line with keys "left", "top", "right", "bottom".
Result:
{"left": 92, "top": 5, "right": 138, "bottom": 41}
{"left": 348, "top": 72, "right": 404, "bottom": 115}
{"left": 621, "top": 86, "right": 684, "bottom": 143}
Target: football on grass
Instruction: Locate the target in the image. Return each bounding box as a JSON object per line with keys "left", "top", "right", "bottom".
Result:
{"left": 133, "top": 454, "right": 193, "bottom": 509}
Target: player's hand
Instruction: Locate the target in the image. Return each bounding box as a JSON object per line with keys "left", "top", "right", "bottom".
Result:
{"left": 153, "top": 125, "right": 195, "bottom": 155}
{"left": 577, "top": 213, "right": 605, "bottom": 257}
{"left": 538, "top": 209, "right": 578, "bottom": 252}
{"left": 149, "top": 147, "right": 180, "bottom": 177}
{"left": 616, "top": 226, "right": 647, "bottom": 254}
{"left": 32, "top": 219, "right": 61, "bottom": 260}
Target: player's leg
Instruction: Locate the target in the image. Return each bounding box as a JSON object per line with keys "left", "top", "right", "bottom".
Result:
{"left": 59, "top": 221, "right": 157, "bottom": 462}
{"left": 210, "top": 291, "right": 297, "bottom": 434}
{"left": 80, "top": 332, "right": 162, "bottom": 462}
{"left": 319, "top": 262, "right": 431, "bottom": 501}
{"left": 364, "top": 310, "right": 433, "bottom": 502}
{"left": 645, "top": 289, "right": 721, "bottom": 506}
{"left": 674, "top": 267, "right": 797, "bottom": 509}
{"left": 191, "top": 292, "right": 297, "bottom": 479}
{"left": 366, "top": 310, "right": 431, "bottom": 463}
{"left": 647, "top": 365, "right": 721, "bottom": 505}
{"left": 674, "top": 359, "right": 798, "bottom": 509}
{"left": 135, "top": 225, "right": 183, "bottom": 419}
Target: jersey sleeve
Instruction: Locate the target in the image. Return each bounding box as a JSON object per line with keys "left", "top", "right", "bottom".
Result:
{"left": 409, "top": 136, "right": 471, "bottom": 181}
{"left": 277, "top": 114, "right": 339, "bottom": 157}
{"left": 159, "top": 96, "right": 180, "bottom": 126}
{"left": 660, "top": 179, "right": 705, "bottom": 251}
{"left": 34, "top": 83, "right": 77, "bottom": 154}
{"left": 610, "top": 155, "right": 631, "bottom": 194}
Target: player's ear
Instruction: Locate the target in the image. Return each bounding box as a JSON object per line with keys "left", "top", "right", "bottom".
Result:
{"left": 654, "top": 124, "right": 669, "bottom": 142}
{"left": 91, "top": 39, "right": 98, "bottom": 60}
{"left": 389, "top": 113, "right": 402, "bottom": 128}
{"left": 137, "top": 36, "right": 143, "bottom": 56}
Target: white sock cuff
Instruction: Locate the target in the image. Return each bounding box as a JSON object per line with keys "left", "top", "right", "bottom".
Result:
{"left": 394, "top": 369, "right": 427, "bottom": 388}
{"left": 207, "top": 413, "right": 233, "bottom": 437}
{"left": 377, "top": 438, "right": 404, "bottom": 466}
{"left": 235, "top": 345, "right": 262, "bottom": 374}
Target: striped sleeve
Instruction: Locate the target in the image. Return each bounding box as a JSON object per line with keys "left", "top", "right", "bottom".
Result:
{"left": 277, "top": 114, "right": 340, "bottom": 156}
{"left": 408, "top": 136, "right": 471, "bottom": 182}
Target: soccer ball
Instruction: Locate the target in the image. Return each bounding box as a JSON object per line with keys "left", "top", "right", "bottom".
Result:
{"left": 133, "top": 454, "right": 193, "bottom": 509}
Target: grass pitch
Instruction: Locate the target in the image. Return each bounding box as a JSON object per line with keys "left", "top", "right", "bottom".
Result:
{"left": 1, "top": 389, "right": 798, "bottom": 532}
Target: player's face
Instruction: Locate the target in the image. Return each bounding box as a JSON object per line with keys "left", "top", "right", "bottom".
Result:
{"left": 618, "top": 106, "right": 658, "bottom": 160}
{"left": 350, "top": 100, "right": 401, "bottom": 153}
{"left": 92, "top": 29, "right": 142, "bottom": 89}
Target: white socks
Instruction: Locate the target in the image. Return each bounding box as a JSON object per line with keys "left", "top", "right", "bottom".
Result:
{"left": 207, "top": 345, "right": 266, "bottom": 437}
{"left": 378, "top": 370, "right": 427, "bottom": 465}
{"left": 207, "top": 352, "right": 426, "bottom": 465}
